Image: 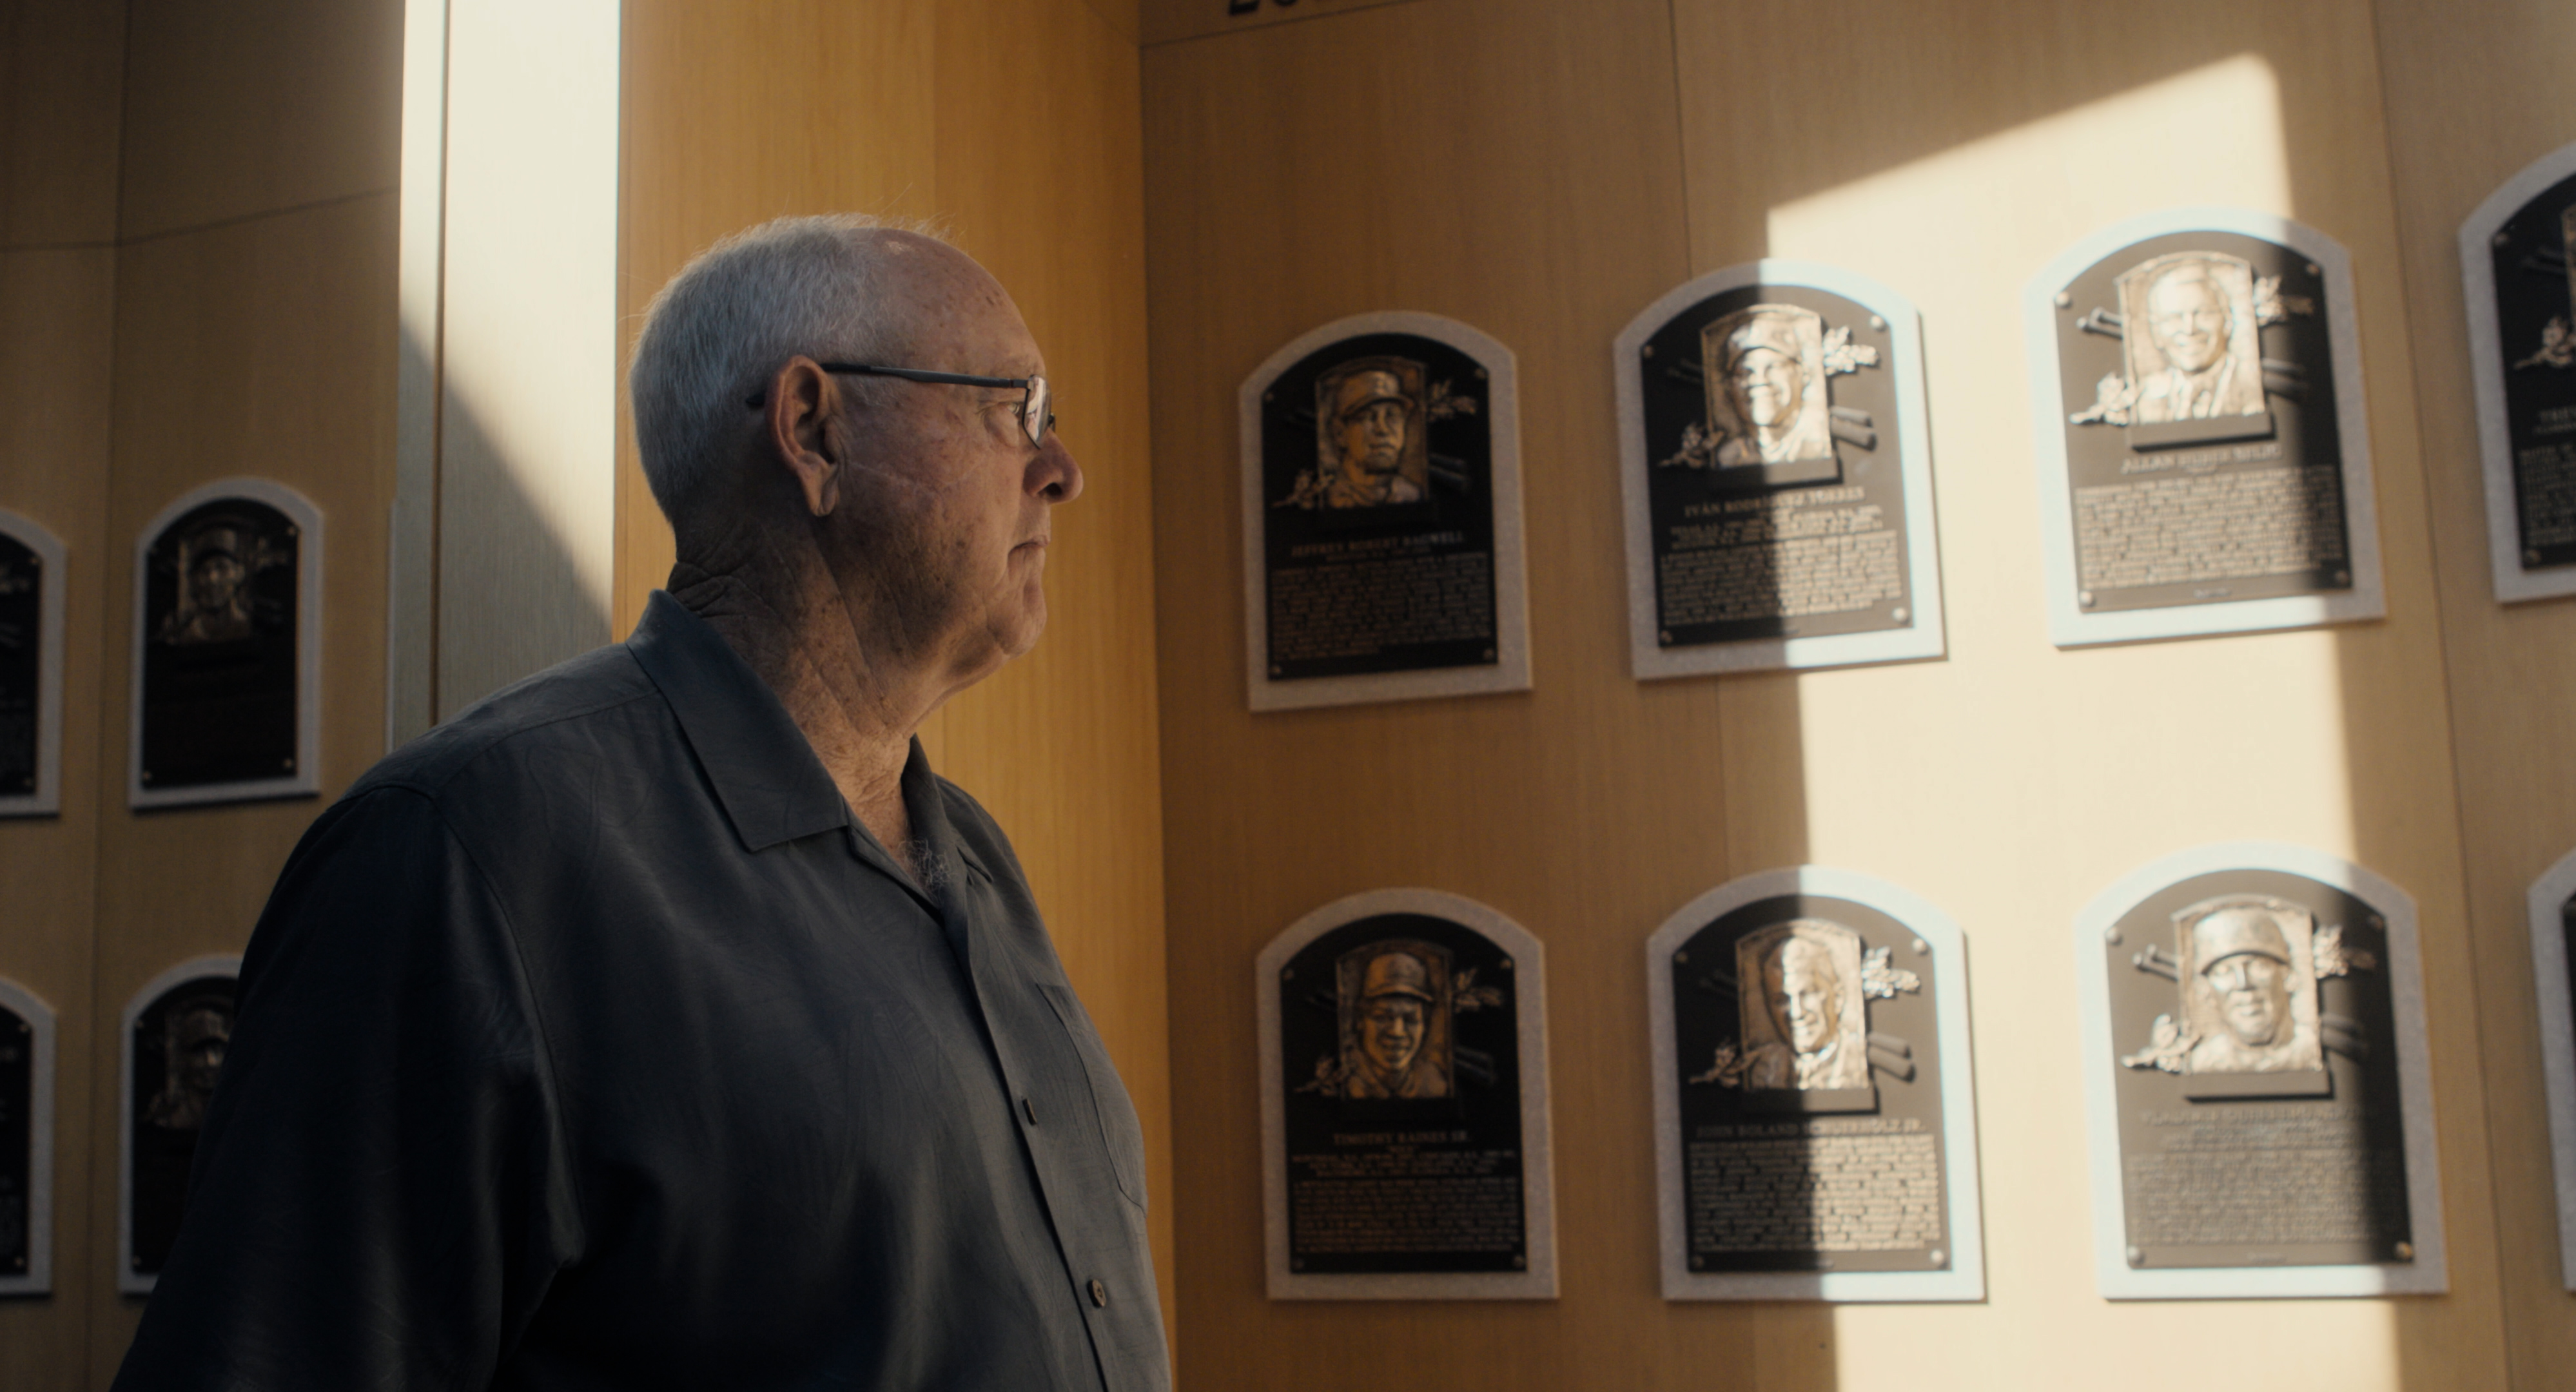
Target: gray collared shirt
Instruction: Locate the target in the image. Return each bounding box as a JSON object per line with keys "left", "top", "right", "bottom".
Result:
{"left": 115, "top": 592, "right": 1169, "bottom": 1391}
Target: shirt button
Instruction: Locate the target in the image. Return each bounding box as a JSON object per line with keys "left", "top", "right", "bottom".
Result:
{"left": 1088, "top": 1279, "right": 1109, "bottom": 1308}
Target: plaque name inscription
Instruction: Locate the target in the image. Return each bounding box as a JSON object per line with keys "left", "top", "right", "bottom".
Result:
{"left": 2462, "top": 139, "right": 2576, "bottom": 603}
{"left": 1260, "top": 889, "right": 1556, "bottom": 1299}
{"left": 2028, "top": 210, "right": 2383, "bottom": 646}
{"left": 1240, "top": 314, "right": 1530, "bottom": 711}
{"left": 2078, "top": 844, "right": 2443, "bottom": 1299}
{"left": 1618, "top": 261, "right": 1945, "bottom": 678}
{"left": 1650, "top": 867, "right": 1984, "bottom": 1302}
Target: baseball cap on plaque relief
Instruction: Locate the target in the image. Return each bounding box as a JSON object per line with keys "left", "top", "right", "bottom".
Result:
{"left": 2076, "top": 844, "right": 2444, "bottom": 1299}
{"left": 2027, "top": 208, "right": 2385, "bottom": 646}
{"left": 1615, "top": 261, "right": 1946, "bottom": 679}
{"left": 1646, "top": 867, "right": 1984, "bottom": 1302}
{"left": 2459, "top": 139, "right": 2576, "bottom": 603}
{"left": 1255, "top": 889, "right": 1556, "bottom": 1299}
{"left": 1238, "top": 313, "right": 1529, "bottom": 711}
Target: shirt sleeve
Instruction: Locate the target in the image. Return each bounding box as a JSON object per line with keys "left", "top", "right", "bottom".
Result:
{"left": 112, "top": 786, "right": 582, "bottom": 1391}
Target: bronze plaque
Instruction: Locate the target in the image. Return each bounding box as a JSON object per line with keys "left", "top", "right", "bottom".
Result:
{"left": 0, "top": 530, "right": 40, "bottom": 800}
{"left": 0, "top": 997, "right": 33, "bottom": 1282}
{"left": 2083, "top": 851, "right": 2444, "bottom": 1298}
{"left": 2464, "top": 147, "right": 2576, "bottom": 602}
{"left": 1240, "top": 314, "right": 1528, "bottom": 711}
{"left": 138, "top": 497, "right": 303, "bottom": 797}
{"left": 2032, "top": 213, "right": 2381, "bottom": 646}
{"left": 1258, "top": 889, "right": 1554, "bottom": 1299}
{"left": 122, "top": 968, "right": 237, "bottom": 1290}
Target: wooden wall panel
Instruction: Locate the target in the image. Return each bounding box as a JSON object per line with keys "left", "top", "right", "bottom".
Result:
{"left": 1147, "top": 0, "right": 2513, "bottom": 1387}
{"left": 85, "top": 191, "right": 397, "bottom": 1377}
{"left": 1671, "top": 1, "right": 2500, "bottom": 1386}
{"left": 618, "top": 0, "right": 1175, "bottom": 1342}
{"left": 0, "top": 0, "right": 124, "bottom": 247}
{"left": 0, "top": 244, "right": 115, "bottom": 1392}
{"left": 2370, "top": 0, "right": 2576, "bottom": 1384}
{"left": 1142, "top": 3, "right": 1851, "bottom": 1387}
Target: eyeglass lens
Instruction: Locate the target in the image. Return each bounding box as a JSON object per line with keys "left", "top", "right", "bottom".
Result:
{"left": 1024, "top": 376, "right": 1053, "bottom": 447}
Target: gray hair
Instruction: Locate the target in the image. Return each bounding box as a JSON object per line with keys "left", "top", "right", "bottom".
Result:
{"left": 627, "top": 213, "right": 946, "bottom": 520}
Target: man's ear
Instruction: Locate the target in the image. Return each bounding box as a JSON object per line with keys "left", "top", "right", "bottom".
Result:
{"left": 766, "top": 357, "right": 843, "bottom": 517}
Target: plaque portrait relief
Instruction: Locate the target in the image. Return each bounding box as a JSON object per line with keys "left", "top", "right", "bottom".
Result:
{"left": 1617, "top": 262, "right": 1945, "bottom": 679}
{"left": 2076, "top": 846, "right": 2443, "bottom": 1299}
{"left": 121, "top": 958, "right": 241, "bottom": 1294}
{"left": 1258, "top": 889, "right": 1555, "bottom": 1299}
{"left": 1649, "top": 869, "right": 1984, "bottom": 1302}
{"left": 1240, "top": 313, "right": 1530, "bottom": 711}
{"left": 2029, "top": 211, "right": 2383, "bottom": 646}
{"left": 0, "top": 510, "right": 66, "bottom": 818}
{"left": 2461, "top": 140, "right": 2576, "bottom": 603}
{"left": 130, "top": 481, "right": 323, "bottom": 809}
{"left": 0, "top": 977, "right": 57, "bottom": 1296}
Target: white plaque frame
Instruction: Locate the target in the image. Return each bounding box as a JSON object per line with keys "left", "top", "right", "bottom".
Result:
{"left": 118, "top": 954, "right": 242, "bottom": 1295}
{"left": 1614, "top": 260, "right": 1947, "bottom": 678}
{"left": 2025, "top": 208, "right": 2385, "bottom": 647}
{"left": 1256, "top": 887, "right": 1556, "bottom": 1299}
{"left": 2074, "top": 842, "right": 2444, "bottom": 1299}
{"left": 1646, "top": 865, "right": 1984, "bottom": 1302}
{"left": 0, "top": 509, "right": 67, "bottom": 818}
{"left": 1238, "top": 313, "right": 1530, "bottom": 711}
{"left": 0, "top": 976, "right": 57, "bottom": 1296}
{"left": 128, "top": 478, "right": 324, "bottom": 809}
{"left": 2523, "top": 846, "right": 2576, "bottom": 1289}
{"left": 2461, "top": 139, "right": 2576, "bottom": 604}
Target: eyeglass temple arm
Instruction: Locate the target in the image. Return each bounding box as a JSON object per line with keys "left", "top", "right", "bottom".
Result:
{"left": 745, "top": 362, "right": 1032, "bottom": 409}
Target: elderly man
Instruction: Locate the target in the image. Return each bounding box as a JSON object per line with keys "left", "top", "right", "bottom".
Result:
{"left": 2186, "top": 905, "right": 2312, "bottom": 1074}
{"left": 1744, "top": 931, "right": 1867, "bottom": 1091}
{"left": 113, "top": 216, "right": 1169, "bottom": 1389}
{"left": 2134, "top": 259, "right": 2259, "bottom": 423}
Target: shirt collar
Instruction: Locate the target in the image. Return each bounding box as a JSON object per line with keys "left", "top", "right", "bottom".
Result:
{"left": 626, "top": 590, "right": 854, "bottom": 853}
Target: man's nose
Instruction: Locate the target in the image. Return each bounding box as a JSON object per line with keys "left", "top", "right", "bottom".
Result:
{"left": 1029, "top": 431, "right": 1084, "bottom": 504}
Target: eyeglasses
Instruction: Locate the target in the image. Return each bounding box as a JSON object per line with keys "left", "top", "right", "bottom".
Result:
{"left": 745, "top": 363, "right": 1055, "bottom": 449}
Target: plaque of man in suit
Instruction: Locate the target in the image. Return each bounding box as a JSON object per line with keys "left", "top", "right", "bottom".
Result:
{"left": 1736, "top": 921, "right": 1871, "bottom": 1092}
{"left": 1336, "top": 942, "right": 1454, "bottom": 1099}
{"left": 1701, "top": 305, "right": 1835, "bottom": 468}
{"left": 2118, "top": 255, "right": 2269, "bottom": 424}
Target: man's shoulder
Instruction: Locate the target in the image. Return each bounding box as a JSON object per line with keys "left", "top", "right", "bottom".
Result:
{"left": 351, "top": 643, "right": 666, "bottom": 805}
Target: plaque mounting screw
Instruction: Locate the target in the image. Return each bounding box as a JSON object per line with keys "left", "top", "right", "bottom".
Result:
{"left": 1291, "top": 1257, "right": 1304, "bottom": 1271}
{"left": 2394, "top": 1242, "right": 2415, "bottom": 1262}
{"left": 1673, "top": 951, "right": 1688, "bottom": 964}
{"left": 1263, "top": 391, "right": 1274, "bottom": 402}
{"left": 2126, "top": 1245, "right": 2144, "bottom": 1266}
{"left": 1500, "top": 958, "right": 1514, "bottom": 971}
{"left": 1869, "top": 316, "right": 1886, "bottom": 332}
{"left": 1476, "top": 368, "right": 1488, "bottom": 380}
{"left": 2528, "top": 550, "right": 2544, "bottom": 566}
{"left": 1659, "top": 630, "right": 1673, "bottom": 644}
{"left": 1891, "top": 608, "right": 1909, "bottom": 623}
{"left": 1928, "top": 1248, "right": 1945, "bottom": 1266}
{"left": 2104, "top": 928, "right": 2123, "bottom": 945}
{"left": 2332, "top": 570, "right": 2350, "bottom": 586}
{"left": 1283, "top": 969, "right": 1294, "bottom": 980}
{"left": 2054, "top": 292, "right": 2072, "bottom": 309}
{"left": 1911, "top": 939, "right": 1928, "bottom": 955}
{"left": 2078, "top": 590, "right": 2096, "bottom": 608}
{"left": 1511, "top": 1255, "right": 1525, "bottom": 1268}
{"left": 2305, "top": 263, "right": 2321, "bottom": 277}
{"left": 1690, "top": 1255, "right": 1705, "bottom": 1270}
{"left": 2496, "top": 233, "right": 2512, "bottom": 248}
{"left": 1642, "top": 345, "right": 1655, "bottom": 359}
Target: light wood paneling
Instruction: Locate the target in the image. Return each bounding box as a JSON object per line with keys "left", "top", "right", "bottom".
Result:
{"left": 1148, "top": 1, "right": 2513, "bottom": 1388}
{"left": 1670, "top": 1, "right": 2501, "bottom": 1386}
{"left": 0, "top": 245, "right": 115, "bottom": 1392}
{"left": 1144, "top": 3, "right": 1853, "bottom": 1386}
{"left": 0, "top": 0, "right": 124, "bottom": 248}
{"left": 618, "top": 0, "right": 1175, "bottom": 1343}
{"left": 87, "top": 193, "right": 396, "bottom": 1373}
{"left": 114, "top": 0, "right": 401, "bottom": 242}
{"left": 2371, "top": 0, "right": 2576, "bottom": 1384}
